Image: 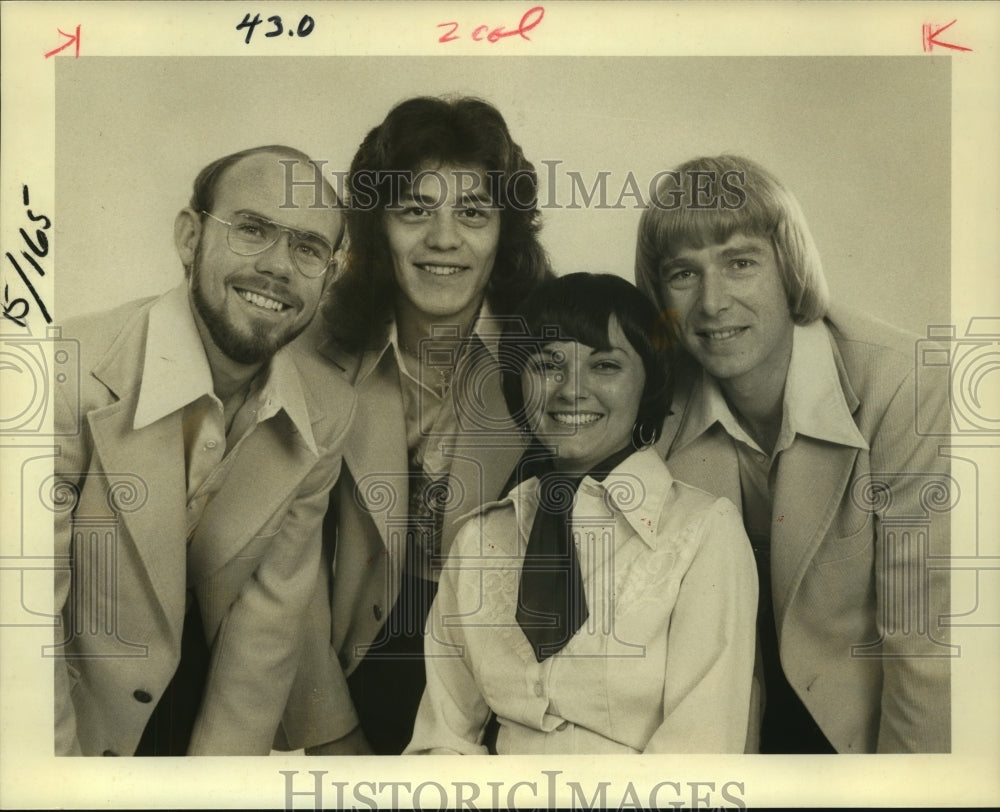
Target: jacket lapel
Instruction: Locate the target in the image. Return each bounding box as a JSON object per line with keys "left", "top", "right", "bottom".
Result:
{"left": 342, "top": 350, "right": 409, "bottom": 548}
{"left": 86, "top": 358, "right": 188, "bottom": 642}
{"left": 440, "top": 349, "right": 526, "bottom": 550}
{"left": 769, "top": 331, "right": 863, "bottom": 632}
{"left": 770, "top": 438, "right": 859, "bottom": 630}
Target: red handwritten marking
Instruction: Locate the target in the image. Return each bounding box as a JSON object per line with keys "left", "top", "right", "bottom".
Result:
{"left": 44, "top": 24, "right": 81, "bottom": 58}
{"left": 438, "top": 6, "right": 544, "bottom": 45}
{"left": 922, "top": 20, "right": 972, "bottom": 53}
{"left": 777, "top": 514, "right": 784, "bottom": 523}
{"left": 437, "top": 20, "right": 460, "bottom": 43}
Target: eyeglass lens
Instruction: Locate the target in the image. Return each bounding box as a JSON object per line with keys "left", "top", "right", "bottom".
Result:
{"left": 227, "top": 213, "right": 332, "bottom": 276}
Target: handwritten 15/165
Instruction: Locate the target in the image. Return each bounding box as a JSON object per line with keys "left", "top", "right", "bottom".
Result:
{"left": 4, "top": 186, "right": 52, "bottom": 326}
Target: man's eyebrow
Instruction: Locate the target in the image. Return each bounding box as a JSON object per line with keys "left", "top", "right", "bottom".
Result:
{"left": 454, "top": 190, "right": 495, "bottom": 207}
{"left": 658, "top": 256, "right": 692, "bottom": 272}
{"left": 719, "top": 242, "right": 767, "bottom": 258}
{"left": 235, "top": 209, "right": 331, "bottom": 243}
{"left": 397, "top": 189, "right": 496, "bottom": 208}
{"left": 397, "top": 189, "right": 436, "bottom": 207}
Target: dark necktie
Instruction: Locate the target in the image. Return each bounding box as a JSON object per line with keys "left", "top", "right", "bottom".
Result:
{"left": 516, "top": 445, "right": 634, "bottom": 662}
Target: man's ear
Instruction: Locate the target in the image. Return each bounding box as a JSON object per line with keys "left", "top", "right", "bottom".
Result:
{"left": 174, "top": 207, "right": 202, "bottom": 267}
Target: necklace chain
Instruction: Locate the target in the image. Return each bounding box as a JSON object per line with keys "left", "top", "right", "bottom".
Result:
{"left": 400, "top": 336, "right": 458, "bottom": 396}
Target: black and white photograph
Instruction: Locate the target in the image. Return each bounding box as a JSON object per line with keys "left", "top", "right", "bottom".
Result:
{"left": 1, "top": 1, "right": 998, "bottom": 808}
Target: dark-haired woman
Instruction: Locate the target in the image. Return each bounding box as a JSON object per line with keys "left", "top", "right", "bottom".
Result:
{"left": 405, "top": 273, "right": 758, "bottom": 754}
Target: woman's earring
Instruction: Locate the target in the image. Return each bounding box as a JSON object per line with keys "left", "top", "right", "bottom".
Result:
{"left": 633, "top": 421, "right": 657, "bottom": 448}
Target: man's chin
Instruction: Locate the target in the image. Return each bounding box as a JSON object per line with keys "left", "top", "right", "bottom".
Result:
{"left": 213, "top": 322, "right": 302, "bottom": 366}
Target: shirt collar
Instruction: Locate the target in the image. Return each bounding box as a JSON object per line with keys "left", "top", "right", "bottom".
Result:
{"left": 509, "top": 447, "right": 671, "bottom": 551}
{"left": 470, "top": 301, "right": 503, "bottom": 358}
{"left": 364, "top": 301, "right": 499, "bottom": 387}
{"left": 587, "top": 447, "right": 672, "bottom": 549}
{"left": 781, "top": 320, "right": 868, "bottom": 451}
{"left": 134, "top": 283, "right": 318, "bottom": 454}
{"left": 134, "top": 284, "right": 215, "bottom": 430}
{"left": 259, "top": 346, "right": 320, "bottom": 454}
{"left": 679, "top": 321, "right": 868, "bottom": 456}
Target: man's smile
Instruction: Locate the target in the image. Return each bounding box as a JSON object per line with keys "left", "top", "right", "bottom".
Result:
{"left": 414, "top": 262, "right": 468, "bottom": 277}
{"left": 233, "top": 284, "right": 296, "bottom": 314}
{"left": 695, "top": 325, "right": 749, "bottom": 343}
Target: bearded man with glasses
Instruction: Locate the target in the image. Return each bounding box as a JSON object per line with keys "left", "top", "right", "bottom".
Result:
{"left": 53, "top": 145, "right": 355, "bottom": 756}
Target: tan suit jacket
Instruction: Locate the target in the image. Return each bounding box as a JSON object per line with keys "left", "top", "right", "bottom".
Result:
{"left": 281, "top": 324, "right": 526, "bottom": 748}
{"left": 53, "top": 293, "right": 355, "bottom": 756}
{"left": 657, "top": 307, "right": 951, "bottom": 752}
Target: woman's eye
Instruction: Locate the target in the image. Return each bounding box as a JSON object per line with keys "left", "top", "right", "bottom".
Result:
{"left": 593, "top": 361, "right": 622, "bottom": 372}
{"left": 731, "top": 258, "right": 756, "bottom": 270}
{"left": 529, "top": 359, "right": 559, "bottom": 375}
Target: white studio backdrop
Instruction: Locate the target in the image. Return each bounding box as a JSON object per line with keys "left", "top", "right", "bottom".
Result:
{"left": 55, "top": 56, "right": 950, "bottom": 336}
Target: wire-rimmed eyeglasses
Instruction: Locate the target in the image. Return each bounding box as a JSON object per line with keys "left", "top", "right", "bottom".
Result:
{"left": 201, "top": 211, "right": 334, "bottom": 278}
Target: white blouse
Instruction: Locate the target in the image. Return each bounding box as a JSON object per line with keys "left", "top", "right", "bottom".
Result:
{"left": 405, "top": 447, "right": 759, "bottom": 755}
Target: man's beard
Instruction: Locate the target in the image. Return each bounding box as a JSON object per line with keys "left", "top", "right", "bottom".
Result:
{"left": 189, "top": 248, "right": 310, "bottom": 365}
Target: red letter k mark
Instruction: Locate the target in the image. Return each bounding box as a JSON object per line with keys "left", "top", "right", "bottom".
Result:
{"left": 922, "top": 20, "right": 972, "bottom": 53}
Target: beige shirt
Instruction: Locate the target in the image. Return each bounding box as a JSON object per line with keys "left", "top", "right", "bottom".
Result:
{"left": 132, "top": 284, "right": 317, "bottom": 542}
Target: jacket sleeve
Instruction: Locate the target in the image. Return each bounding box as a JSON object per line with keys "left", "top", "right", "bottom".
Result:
{"left": 188, "top": 401, "right": 354, "bottom": 755}
{"left": 52, "top": 376, "right": 87, "bottom": 756}
{"left": 277, "top": 488, "right": 361, "bottom": 751}
{"left": 870, "top": 365, "right": 951, "bottom": 752}
{"left": 643, "top": 498, "right": 759, "bottom": 754}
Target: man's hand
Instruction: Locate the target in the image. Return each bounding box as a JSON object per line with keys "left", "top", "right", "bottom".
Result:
{"left": 305, "top": 726, "right": 375, "bottom": 756}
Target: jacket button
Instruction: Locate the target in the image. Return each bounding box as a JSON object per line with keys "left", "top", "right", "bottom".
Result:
{"left": 102, "top": 749, "right": 118, "bottom": 757}
{"left": 133, "top": 690, "right": 153, "bottom": 703}
{"left": 373, "top": 604, "right": 382, "bottom": 621}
